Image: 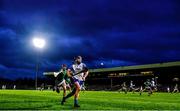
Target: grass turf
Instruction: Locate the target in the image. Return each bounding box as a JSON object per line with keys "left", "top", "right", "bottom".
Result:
{"left": 0, "top": 90, "right": 180, "bottom": 110}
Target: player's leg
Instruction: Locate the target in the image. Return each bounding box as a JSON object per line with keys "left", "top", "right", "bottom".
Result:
{"left": 139, "top": 88, "right": 142, "bottom": 95}
{"left": 62, "top": 81, "right": 67, "bottom": 97}
{"left": 65, "top": 78, "right": 72, "bottom": 92}
{"left": 66, "top": 83, "right": 72, "bottom": 92}
{"left": 132, "top": 88, "right": 135, "bottom": 94}
{"left": 129, "top": 87, "right": 132, "bottom": 93}
{"left": 69, "top": 85, "right": 72, "bottom": 92}
{"left": 61, "top": 79, "right": 74, "bottom": 103}
{"left": 134, "top": 87, "right": 138, "bottom": 93}
{"left": 81, "top": 82, "right": 86, "bottom": 93}
{"left": 150, "top": 87, "right": 153, "bottom": 94}
{"left": 121, "top": 88, "right": 124, "bottom": 93}
{"left": 153, "top": 86, "right": 157, "bottom": 92}
{"left": 146, "top": 88, "right": 150, "bottom": 96}
{"left": 143, "top": 87, "right": 147, "bottom": 92}
{"left": 124, "top": 87, "right": 127, "bottom": 94}
{"left": 61, "top": 87, "right": 76, "bottom": 105}
{"left": 118, "top": 88, "right": 122, "bottom": 93}
{"left": 56, "top": 86, "right": 60, "bottom": 93}
{"left": 56, "top": 80, "right": 65, "bottom": 94}
{"left": 173, "top": 88, "right": 176, "bottom": 93}
{"left": 148, "top": 87, "right": 152, "bottom": 96}
{"left": 74, "top": 81, "right": 81, "bottom": 107}
{"left": 139, "top": 86, "right": 143, "bottom": 95}
{"left": 55, "top": 80, "right": 62, "bottom": 93}
{"left": 174, "top": 88, "right": 177, "bottom": 93}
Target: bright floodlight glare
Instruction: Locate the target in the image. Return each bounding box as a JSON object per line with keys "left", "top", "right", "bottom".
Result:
{"left": 101, "top": 62, "right": 104, "bottom": 66}
{"left": 33, "top": 38, "right": 46, "bottom": 49}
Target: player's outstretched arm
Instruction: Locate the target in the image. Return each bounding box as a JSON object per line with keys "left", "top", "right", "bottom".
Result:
{"left": 67, "top": 69, "right": 73, "bottom": 77}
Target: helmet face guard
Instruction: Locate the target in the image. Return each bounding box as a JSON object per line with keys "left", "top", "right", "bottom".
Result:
{"left": 75, "top": 56, "right": 82, "bottom": 64}
{"left": 61, "top": 64, "right": 67, "bottom": 70}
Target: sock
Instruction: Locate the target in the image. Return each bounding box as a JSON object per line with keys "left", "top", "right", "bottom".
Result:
{"left": 74, "top": 98, "right": 78, "bottom": 105}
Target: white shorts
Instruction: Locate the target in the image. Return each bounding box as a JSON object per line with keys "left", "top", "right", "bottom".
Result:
{"left": 57, "top": 80, "right": 66, "bottom": 86}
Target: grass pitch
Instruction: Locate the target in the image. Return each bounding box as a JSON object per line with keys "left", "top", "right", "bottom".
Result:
{"left": 0, "top": 90, "right": 180, "bottom": 110}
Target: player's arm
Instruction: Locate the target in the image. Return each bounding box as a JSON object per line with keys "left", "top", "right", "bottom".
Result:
{"left": 82, "top": 64, "right": 89, "bottom": 80}
{"left": 54, "top": 72, "right": 60, "bottom": 77}
{"left": 83, "top": 70, "right": 89, "bottom": 81}
{"left": 83, "top": 68, "right": 89, "bottom": 78}
{"left": 67, "top": 69, "right": 73, "bottom": 77}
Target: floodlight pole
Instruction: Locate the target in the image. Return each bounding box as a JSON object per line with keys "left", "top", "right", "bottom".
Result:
{"left": 35, "top": 51, "right": 39, "bottom": 90}
{"left": 110, "top": 78, "right": 113, "bottom": 89}
{"left": 32, "top": 37, "right": 45, "bottom": 90}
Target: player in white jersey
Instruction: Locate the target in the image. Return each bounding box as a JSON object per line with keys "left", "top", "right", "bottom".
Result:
{"left": 151, "top": 78, "right": 157, "bottom": 92}
{"left": 167, "top": 86, "right": 170, "bottom": 93}
{"left": 118, "top": 82, "right": 127, "bottom": 94}
{"left": 172, "top": 84, "right": 179, "bottom": 93}
{"left": 139, "top": 86, "right": 143, "bottom": 95}
{"left": 129, "top": 81, "right": 137, "bottom": 93}
{"left": 61, "top": 56, "right": 89, "bottom": 107}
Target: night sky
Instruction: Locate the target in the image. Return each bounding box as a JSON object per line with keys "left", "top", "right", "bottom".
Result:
{"left": 0, "top": 0, "right": 180, "bottom": 79}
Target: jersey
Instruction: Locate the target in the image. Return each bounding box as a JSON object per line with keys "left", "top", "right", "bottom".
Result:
{"left": 64, "top": 74, "right": 71, "bottom": 84}
{"left": 70, "top": 63, "right": 87, "bottom": 81}
{"left": 55, "top": 69, "right": 67, "bottom": 85}
{"left": 174, "top": 84, "right": 178, "bottom": 89}
{"left": 121, "top": 83, "right": 126, "bottom": 88}
{"left": 144, "top": 81, "right": 151, "bottom": 88}
{"left": 151, "top": 80, "right": 155, "bottom": 87}
{"left": 130, "top": 82, "right": 135, "bottom": 88}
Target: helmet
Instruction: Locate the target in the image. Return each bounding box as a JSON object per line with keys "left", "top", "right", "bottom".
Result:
{"left": 61, "top": 64, "right": 67, "bottom": 67}
{"left": 74, "top": 56, "right": 82, "bottom": 60}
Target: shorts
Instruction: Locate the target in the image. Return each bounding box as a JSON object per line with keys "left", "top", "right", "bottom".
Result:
{"left": 55, "top": 79, "right": 66, "bottom": 86}
{"left": 145, "top": 86, "right": 151, "bottom": 90}
{"left": 151, "top": 86, "right": 156, "bottom": 90}
{"left": 65, "top": 78, "right": 71, "bottom": 84}
{"left": 72, "top": 77, "right": 84, "bottom": 87}
{"left": 130, "top": 86, "right": 135, "bottom": 90}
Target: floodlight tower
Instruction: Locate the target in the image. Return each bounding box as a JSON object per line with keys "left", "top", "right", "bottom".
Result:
{"left": 32, "top": 37, "right": 46, "bottom": 90}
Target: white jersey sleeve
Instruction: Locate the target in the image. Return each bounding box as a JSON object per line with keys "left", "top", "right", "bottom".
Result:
{"left": 54, "top": 70, "right": 62, "bottom": 77}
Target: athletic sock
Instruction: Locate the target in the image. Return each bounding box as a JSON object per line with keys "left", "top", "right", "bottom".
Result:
{"left": 74, "top": 98, "right": 78, "bottom": 105}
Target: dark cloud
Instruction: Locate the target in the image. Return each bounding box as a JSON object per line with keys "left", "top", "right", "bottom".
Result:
{"left": 0, "top": 0, "right": 180, "bottom": 79}
{"left": 0, "top": 64, "right": 35, "bottom": 79}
